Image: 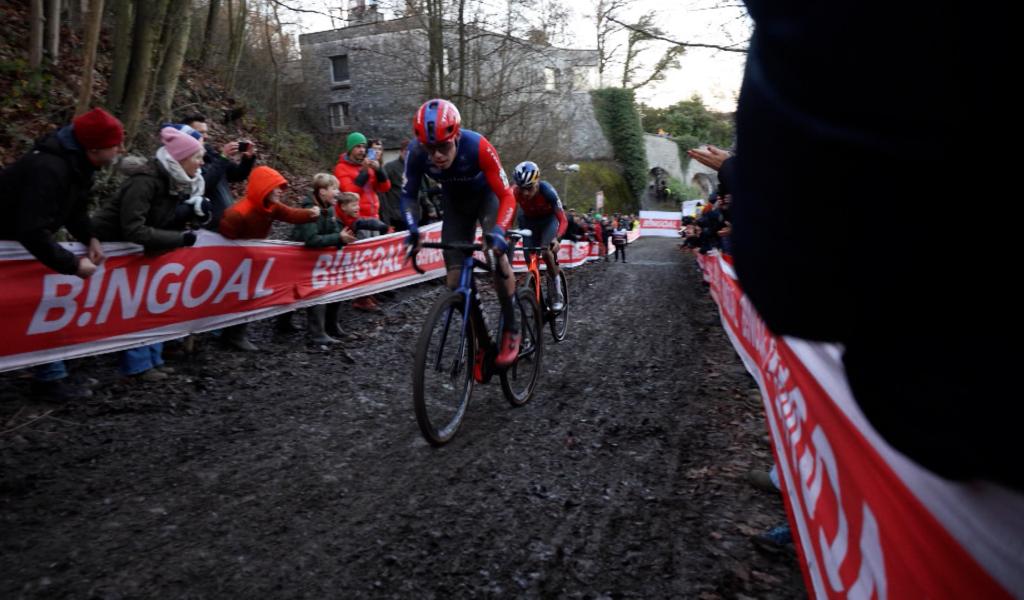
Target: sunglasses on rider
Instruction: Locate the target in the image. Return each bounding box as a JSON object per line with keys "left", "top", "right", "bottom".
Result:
{"left": 424, "top": 140, "right": 455, "bottom": 155}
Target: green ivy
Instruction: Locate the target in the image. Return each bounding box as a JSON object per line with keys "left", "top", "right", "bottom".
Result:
{"left": 590, "top": 88, "right": 648, "bottom": 212}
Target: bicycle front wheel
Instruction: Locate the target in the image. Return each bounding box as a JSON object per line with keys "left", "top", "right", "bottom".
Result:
{"left": 549, "top": 271, "right": 569, "bottom": 342}
{"left": 413, "top": 291, "right": 475, "bottom": 445}
{"left": 501, "top": 287, "right": 543, "bottom": 407}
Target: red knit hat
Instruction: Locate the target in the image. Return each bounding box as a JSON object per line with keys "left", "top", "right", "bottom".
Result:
{"left": 72, "top": 108, "right": 125, "bottom": 150}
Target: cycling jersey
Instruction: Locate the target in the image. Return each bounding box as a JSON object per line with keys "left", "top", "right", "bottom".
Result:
{"left": 400, "top": 129, "right": 515, "bottom": 233}
{"left": 514, "top": 180, "right": 568, "bottom": 238}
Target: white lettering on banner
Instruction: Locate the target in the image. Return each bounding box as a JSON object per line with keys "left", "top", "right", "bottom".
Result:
{"left": 809, "top": 426, "right": 849, "bottom": 592}
{"left": 253, "top": 258, "right": 274, "bottom": 299}
{"left": 311, "top": 243, "right": 437, "bottom": 290}
{"left": 26, "top": 258, "right": 280, "bottom": 335}
{"left": 762, "top": 335, "right": 884, "bottom": 598}
{"left": 849, "top": 504, "right": 888, "bottom": 600}
{"left": 27, "top": 275, "right": 83, "bottom": 335}
{"left": 97, "top": 266, "right": 149, "bottom": 325}
{"left": 214, "top": 259, "right": 251, "bottom": 304}
{"left": 182, "top": 260, "right": 222, "bottom": 308}
{"left": 311, "top": 254, "right": 333, "bottom": 289}
{"left": 147, "top": 263, "right": 184, "bottom": 314}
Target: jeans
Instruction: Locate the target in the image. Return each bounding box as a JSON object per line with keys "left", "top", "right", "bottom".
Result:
{"left": 120, "top": 343, "right": 164, "bottom": 376}
{"left": 32, "top": 361, "right": 68, "bottom": 382}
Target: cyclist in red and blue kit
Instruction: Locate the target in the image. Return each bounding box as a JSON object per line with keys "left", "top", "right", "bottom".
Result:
{"left": 401, "top": 99, "right": 520, "bottom": 366}
{"left": 512, "top": 161, "right": 567, "bottom": 312}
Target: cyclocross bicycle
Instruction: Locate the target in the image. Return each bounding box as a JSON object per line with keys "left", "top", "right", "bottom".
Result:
{"left": 410, "top": 239, "right": 543, "bottom": 446}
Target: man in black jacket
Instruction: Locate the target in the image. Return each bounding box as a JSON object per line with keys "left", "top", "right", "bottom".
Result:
{"left": 182, "top": 114, "right": 256, "bottom": 230}
{"left": 0, "top": 107, "right": 124, "bottom": 401}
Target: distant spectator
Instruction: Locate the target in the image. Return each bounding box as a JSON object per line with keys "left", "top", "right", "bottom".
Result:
{"left": 611, "top": 222, "right": 628, "bottom": 262}
{"left": 1, "top": 107, "right": 124, "bottom": 401}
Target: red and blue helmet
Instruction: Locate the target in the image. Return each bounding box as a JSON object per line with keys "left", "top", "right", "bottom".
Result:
{"left": 414, "top": 99, "right": 462, "bottom": 145}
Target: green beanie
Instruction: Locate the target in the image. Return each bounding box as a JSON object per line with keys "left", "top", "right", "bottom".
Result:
{"left": 346, "top": 132, "right": 367, "bottom": 152}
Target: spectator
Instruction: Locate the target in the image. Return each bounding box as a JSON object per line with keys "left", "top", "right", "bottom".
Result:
{"left": 0, "top": 107, "right": 123, "bottom": 400}
{"left": 611, "top": 221, "right": 628, "bottom": 262}
{"left": 290, "top": 173, "right": 357, "bottom": 350}
{"left": 335, "top": 192, "right": 389, "bottom": 313}
{"left": 181, "top": 114, "right": 257, "bottom": 231}
{"left": 333, "top": 131, "right": 390, "bottom": 237}
{"left": 92, "top": 126, "right": 207, "bottom": 380}
{"left": 381, "top": 140, "right": 440, "bottom": 230}
{"left": 218, "top": 166, "right": 320, "bottom": 350}
{"left": 599, "top": 217, "right": 613, "bottom": 261}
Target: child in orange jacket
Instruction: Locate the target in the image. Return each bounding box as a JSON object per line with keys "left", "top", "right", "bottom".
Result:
{"left": 216, "top": 165, "right": 319, "bottom": 351}
{"left": 219, "top": 166, "right": 319, "bottom": 240}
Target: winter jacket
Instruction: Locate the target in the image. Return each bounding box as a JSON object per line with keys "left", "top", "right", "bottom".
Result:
{"left": 0, "top": 127, "right": 98, "bottom": 274}
{"left": 91, "top": 157, "right": 190, "bottom": 250}
{"left": 290, "top": 195, "right": 345, "bottom": 248}
{"left": 333, "top": 153, "right": 390, "bottom": 220}
{"left": 336, "top": 209, "right": 389, "bottom": 237}
{"left": 201, "top": 143, "right": 256, "bottom": 231}
{"left": 219, "top": 166, "right": 317, "bottom": 240}
{"left": 380, "top": 157, "right": 406, "bottom": 228}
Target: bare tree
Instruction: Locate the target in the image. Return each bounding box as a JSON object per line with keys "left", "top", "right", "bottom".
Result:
{"left": 154, "top": 0, "right": 193, "bottom": 122}
{"left": 620, "top": 12, "right": 685, "bottom": 90}
{"left": 225, "top": 0, "right": 249, "bottom": 92}
{"left": 121, "top": 0, "right": 172, "bottom": 141}
{"left": 29, "top": 0, "right": 44, "bottom": 69}
{"left": 198, "top": 0, "right": 221, "bottom": 68}
{"left": 593, "top": 0, "right": 631, "bottom": 87}
{"left": 76, "top": 0, "right": 106, "bottom": 115}
{"left": 107, "top": 0, "right": 134, "bottom": 111}
{"left": 45, "top": 0, "right": 61, "bottom": 64}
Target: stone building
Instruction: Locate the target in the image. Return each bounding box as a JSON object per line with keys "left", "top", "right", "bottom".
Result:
{"left": 296, "top": 10, "right": 613, "bottom": 163}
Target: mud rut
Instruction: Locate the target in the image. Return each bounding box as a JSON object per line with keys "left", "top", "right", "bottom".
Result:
{"left": 1, "top": 238, "right": 805, "bottom": 599}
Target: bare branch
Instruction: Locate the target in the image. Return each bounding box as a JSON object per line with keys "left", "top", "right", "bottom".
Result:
{"left": 606, "top": 15, "right": 748, "bottom": 53}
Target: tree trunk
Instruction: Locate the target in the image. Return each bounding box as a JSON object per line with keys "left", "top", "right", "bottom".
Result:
{"left": 45, "top": 0, "right": 60, "bottom": 64}
{"left": 224, "top": 0, "right": 247, "bottom": 92}
{"left": 68, "top": 0, "right": 82, "bottom": 31}
{"left": 121, "top": 0, "right": 172, "bottom": 142}
{"left": 456, "top": 0, "right": 466, "bottom": 102}
{"left": 154, "top": 0, "right": 192, "bottom": 122}
{"left": 264, "top": 3, "right": 281, "bottom": 137}
{"left": 76, "top": 0, "right": 105, "bottom": 116}
{"left": 198, "top": 0, "right": 220, "bottom": 68}
{"left": 107, "top": 0, "right": 134, "bottom": 110}
{"left": 29, "top": 0, "right": 44, "bottom": 69}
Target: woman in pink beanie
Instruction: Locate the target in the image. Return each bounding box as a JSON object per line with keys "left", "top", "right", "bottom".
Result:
{"left": 90, "top": 128, "right": 212, "bottom": 381}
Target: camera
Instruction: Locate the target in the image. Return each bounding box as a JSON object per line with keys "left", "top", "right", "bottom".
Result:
{"left": 237, "top": 140, "right": 250, "bottom": 153}
{"left": 366, "top": 148, "right": 378, "bottom": 161}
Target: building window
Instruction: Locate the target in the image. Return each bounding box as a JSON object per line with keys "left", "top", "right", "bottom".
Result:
{"left": 544, "top": 67, "right": 556, "bottom": 91}
{"left": 329, "top": 102, "right": 350, "bottom": 129}
{"left": 331, "top": 55, "right": 350, "bottom": 83}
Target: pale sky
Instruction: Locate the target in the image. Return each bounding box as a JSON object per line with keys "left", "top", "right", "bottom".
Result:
{"left": 287, "top": 0, "right": 749, "bottom": 112}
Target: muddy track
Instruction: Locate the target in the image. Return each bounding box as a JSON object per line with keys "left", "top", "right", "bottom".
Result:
{"left": 1, "top": 238, "right": 805, "bottom": 599}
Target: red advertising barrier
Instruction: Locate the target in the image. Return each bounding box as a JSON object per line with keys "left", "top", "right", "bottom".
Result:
{"left": 639, "top": 210, "right": 682, "bottom": 238}
{"left": 697, "top": 252, "right": 1024, "bottom": 599}
{"left": 0, "top": 224, "right": 615, "bottom": 372}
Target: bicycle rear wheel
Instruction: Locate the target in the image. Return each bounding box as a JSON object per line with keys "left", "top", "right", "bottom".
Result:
{"left": 413, "top": 291, "right": 475, "bottom": 445}
{"left": 501, "top": 288, "right": 543, "bottom": 407}
{"left": 549, "top": 271, "right": 569, "bottom": 342}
